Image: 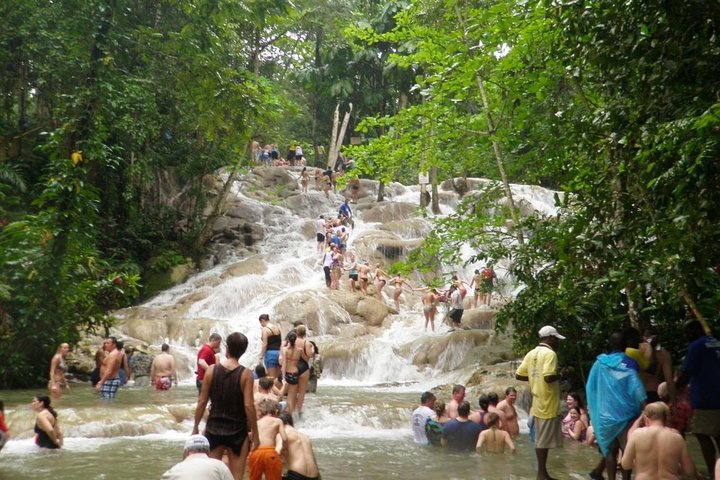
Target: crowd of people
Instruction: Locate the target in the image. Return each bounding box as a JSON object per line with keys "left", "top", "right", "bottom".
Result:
{"left": 410, "top": 322, "right": 720, "bottom": 480}
{"left": 189, "top": 322, "right": 323, "bottom": 480}
{"left": 314, "top": 201, "right": 499, "bottom": 334}
{"left": 250, "top": 140, "right": 360, "bottom": 202}
{"left": 3, "top": 316, "right": 720, "bottom": 480}
{"left": 3, "top": 322, "right": 323, "bottom": 479}
{"left": 89, "top": 338, "right": 178, "bottom": 399}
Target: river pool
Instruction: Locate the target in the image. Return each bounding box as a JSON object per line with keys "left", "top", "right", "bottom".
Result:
{"left": 2, "top": 383, "right": 708, "bottom": 479}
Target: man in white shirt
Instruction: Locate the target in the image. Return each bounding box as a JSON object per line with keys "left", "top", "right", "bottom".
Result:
{"left": 161, "top": 434, "right": 234, "bottom": 480}
{"left": 315, "top": 216, "right": 326, "bottom": 253}
{"left": 411, "top": 391, "right": 437, "bottom": 445}
{"left": 448, "top": 285, "right": 464, "bottom": 330}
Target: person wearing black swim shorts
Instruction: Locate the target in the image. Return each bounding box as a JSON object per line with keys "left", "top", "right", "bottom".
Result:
{"left": 193, "top": 332, "right": 259, "bottom": 480}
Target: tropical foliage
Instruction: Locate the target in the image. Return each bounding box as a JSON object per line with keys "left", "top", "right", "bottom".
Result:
{"left": 352, "top": 0, "right": 720, "bottom": 382}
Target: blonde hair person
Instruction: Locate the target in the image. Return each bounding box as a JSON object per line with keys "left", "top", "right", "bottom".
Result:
{"left": 48, "top": 343, "right": 71, "bottom": 398}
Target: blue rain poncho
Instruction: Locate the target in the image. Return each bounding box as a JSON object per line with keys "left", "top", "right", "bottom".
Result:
{"left": 586, "top": 352, "right": 646, "bottom": 457}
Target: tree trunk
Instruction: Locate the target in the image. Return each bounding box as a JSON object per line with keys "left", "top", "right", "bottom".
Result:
{"left": 377, "top": 181, "right": 385, "bottom": 202}
{"left": 253, "top": 28, "right": 261, "bottom": 76}
{"left": 681, "top": 288, "right": 712, "bottom": 335}
{"left": 454, "top": 6, "right": 524, "bottom": 245}
{"left": 430, "top": 165, "right": 440, "bottom": 214}
{"left": 327, "top": 105, "right": 339, "bottom": 169}
{"left": 334, "top": 105, "right": 353, "bottom": 165}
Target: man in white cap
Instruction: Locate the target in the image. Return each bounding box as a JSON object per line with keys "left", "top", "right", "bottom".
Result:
{"left": 161, "top": 434, "right": 234, "bottom": 480}
{"left": 515, "top": 325, "right": 566, "bottom": 480}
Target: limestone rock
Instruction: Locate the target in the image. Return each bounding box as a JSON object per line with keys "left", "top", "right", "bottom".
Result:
{"left": 461, "top": 308, "right": 497, "bottom": 330}
{"left": 379, "top": 218, "right": 432, "bottom": 239}
{"left": 251, "top": 166, "right": 299, "bottom": 193}
{"left": 272, "top": 290, "right": 392, "bottom": 334}
{"left": 351, "top": 229, "right": 419, "bottom": 262}
{"left": 273, "top": 292, "right": 352, "bottom": 335}
{"left": 117, "top": 314, "right": 218, "bottom": 346}
{"left": 361, "top": 202, "right": 417, "bottom": 223}
{"left": 221, "top": 257, "right": 268, "bottom": 279}
{"left": 356, "top": 296, "right": 393, "bottom": 327}
{"left": 283, "top": 192, "right": 337, "bottom": 220}
{"left": 226, "top": 201, "right": 263, "bottom": 222}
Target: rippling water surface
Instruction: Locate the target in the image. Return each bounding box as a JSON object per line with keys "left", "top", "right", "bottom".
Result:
{"left": 2, "top": 384, "right": 690, "bottom": 480}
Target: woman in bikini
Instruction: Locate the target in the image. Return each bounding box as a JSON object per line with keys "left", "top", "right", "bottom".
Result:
{"left": 294, "top": 325, "right": 315, "bottom": 417}
{"left": 280, "top": 330, "right": 311, "bottom": 415}
{"left": 476, "top": 412, "right": 516, "bottom": 453}
{"left": 259, "top": 314, "right": 283, "bottom": 381}
{"left": 390, "top": 273, "right": 414, "bottom": 310}
{"left": 330, "top": 246, "right": 343, "bottom": 290}
{"left": 358, "top": 261, "right": 371, "bottom": 296}
{"left": 373, "top": 264, "right": 389, "bottom": 301}
{"left": 48, "top": 343, "right": 71, "bottom": 398}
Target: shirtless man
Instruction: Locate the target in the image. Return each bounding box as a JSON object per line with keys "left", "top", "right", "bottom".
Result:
{"left": 446, "top": 384, "right": 466, "bottom": 420}
{"left": 621, "top": 402, "right": 701, "bottom": 480}
{"left": 496, "top": 387, "right": 520, "bottom": 436}
{"left": 358, "top": 261, "right": 372, "bottom": 296}
{"left": 254, "top": 377, "right": 279, "bottom": 418}
{"left": 476, "top": 412, "right": 516, "bottom": 454}
{"left": 421, "top": 288, "right": 440, "bottom": 332}
{"left": 96, "top": 336, "right": 124, "bottom": 399}
{"left": 150, "top": 343, "right": 177, "bottom": 390}
{"left": 247, "top": 399, "right": 287, "bottom": 480}
{"left": 280, "top": 412, "right": 321, "bottom": 480}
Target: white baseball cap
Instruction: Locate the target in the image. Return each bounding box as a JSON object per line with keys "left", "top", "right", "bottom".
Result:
{"left": 538, "top": 325, "right": 566, "bottom": 340}
{"left": 184, "top": 434, "right": 210, "bottom": 451}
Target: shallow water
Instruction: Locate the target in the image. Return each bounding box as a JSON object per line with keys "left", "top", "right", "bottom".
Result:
{"left": 3, "top": 383, "right": 698, "bottom": 480}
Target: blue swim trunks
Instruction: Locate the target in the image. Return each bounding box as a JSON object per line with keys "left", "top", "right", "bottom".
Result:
{"left": 264, "top": 350, "right": 281, "bottom": 370}
{"left": 99, "top": 377, "right": 121, "bottom": 399}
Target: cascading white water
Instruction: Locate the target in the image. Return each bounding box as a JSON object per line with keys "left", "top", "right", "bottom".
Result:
{"left": 124, "top": 172, "right": 561, "bottom": 386}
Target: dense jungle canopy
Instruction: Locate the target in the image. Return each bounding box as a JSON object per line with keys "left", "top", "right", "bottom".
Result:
{"left": 0, "top": 0, "right": 719, "bottom": 387}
